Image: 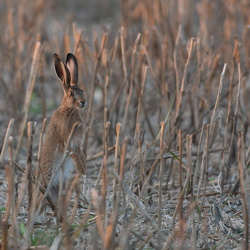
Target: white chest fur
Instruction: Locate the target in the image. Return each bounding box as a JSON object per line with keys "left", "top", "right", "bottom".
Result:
{"left": 53, "top": 152, "right": 75, "bottom": 186}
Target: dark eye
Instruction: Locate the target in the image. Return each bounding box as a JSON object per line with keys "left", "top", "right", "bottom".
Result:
{"left": 70, "top": 90, "right": 74, "bottom": 96}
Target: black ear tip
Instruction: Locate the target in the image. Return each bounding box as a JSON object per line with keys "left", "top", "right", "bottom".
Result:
{"left": 53, "top": 53, "right": 61, "bottom": 61}
{"left": 66, "top": 53, "right": 77, "bottom": 61}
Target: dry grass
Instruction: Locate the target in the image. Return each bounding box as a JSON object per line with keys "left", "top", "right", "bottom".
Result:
{"left": 0, "top": 0, "right": 250, "bottom": 249}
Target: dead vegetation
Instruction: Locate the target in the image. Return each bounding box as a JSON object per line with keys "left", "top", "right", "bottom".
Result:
{"left": 0, "top": 0, "right": 250, "bottom": 249}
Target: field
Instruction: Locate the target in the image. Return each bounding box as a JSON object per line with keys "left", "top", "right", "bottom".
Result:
{"left": 0, "top": 0, "right": 250, "bottom": 249}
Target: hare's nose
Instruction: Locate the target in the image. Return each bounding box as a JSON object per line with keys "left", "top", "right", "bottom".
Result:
{"left": 80, "top": 101, "right": 86, "bottom": 108}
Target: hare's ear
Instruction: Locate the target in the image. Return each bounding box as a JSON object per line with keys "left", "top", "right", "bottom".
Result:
{"left": 53, "top": 53, "right": 71, "bottom": 92}
{"left": 66, "top": 53, "right": 78, "bottom": 86}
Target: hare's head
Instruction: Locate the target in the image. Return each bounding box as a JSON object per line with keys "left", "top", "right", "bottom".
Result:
{"left": 54, "top": 53, "right": 86, "bottom": 109}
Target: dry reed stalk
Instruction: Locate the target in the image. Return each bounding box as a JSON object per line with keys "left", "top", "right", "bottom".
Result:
{"left": 61, "top": 192, "right": 73, "bottom": 249}
{"left": 15, "top": 42, "right": 42, "bottom": 160}
{"left": 135, "top": 65, "right": 148, "bottom": 126}
{"left": 158, "top": 121, "right": 165, "bottom": 249}
{"left": 103, "top": 60, "right": 110, "bottom": 127}
{"left": 229, "top": 63, "right": 243, "bottom": 194}
{"left": 35, "top": 119, "right": 47, "bottom": 191}
{"left": 113, "top": 123, "right": 121, "bottom": 204}
{"left": 66, "top": 173, "right": 81, "bottom": 224}
{"left": 173, "top": 25, "right": 182, "bottom": 114}
{"left": 175, "top": 37, "right": 196, "bottom": 125}
{"left": 73, "top": 23, "right": 83, "bottom": 55}
{"left": 197, "top": 125, "right": 209, "bottom": 199}
{"left": 104, "top": 134, "right": 130, "bottom": 248}
{"left": 0, "top": 119, "right": 14, "bottom": 165}
{"left": 101, "top": 122, "right": 110, "bottom": 221}
{"left": 170, "top": 130, "right": 185, "bottom": 246}
{"left": 221, "top": 63, "right": 234, "bottom": 189}
{"left": 12, "top": 120, "right": 46, "bottom": 236}
{"left": 123, "top": 33, "right": 141, "bottom": 129}
{"left": 2, "top": 136, "right": 15, "bottom": 250}
{"left": 178, "top": 130, "right": 183, "bottom": 193}
{"left": 91, "top": 188, "right": 105, "bottom": 243}
{"left": 83, "top": 33, "right": 107, "bottom": 156}
{"left": 110, "top": 29, "right": 119, "bottom": 65}
{"left": 64, "top": 32, "right": 70, "bottom": 55}
{"left": 182, "top": 134, "right": 192, "bottom": 197}
{"left": 237, "top": 131, "right": 248, "bottom": 250}
{"left": 119, "top": 136, "right": 128, "bottom": 190}
{"left": 201, "top": 124, "right": 209, "bottom": 209}
{"left": 39, "top": 58, "right": 46, "bottom": 120}
{"left": 209, "top": 63, "right": 227, "bottom": 145}
{"left": 120, "top": 26, "right": 128, "bottom": 88}
{"left": 26, "top": 122, "right": 36, "bottom": 225}
{"left": 86, "top": 145, "right": 115, "bottom": 162}
{"left": 159, "top": 37, "right": 168, "bottom": 123}
{"left": 137, "top": 124, "right": 144, "bottom": 192}
{"left": 192, "top": 123, "right": 205, "bottom": 192}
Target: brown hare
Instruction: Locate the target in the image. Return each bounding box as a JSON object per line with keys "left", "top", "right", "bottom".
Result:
{"left": 38, "top": 53, "right": 86, "bottom": 209}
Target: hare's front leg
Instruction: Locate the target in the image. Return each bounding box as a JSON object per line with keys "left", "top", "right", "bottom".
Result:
{"left": 70, "top": 150, "right": 86, "bottom": 174}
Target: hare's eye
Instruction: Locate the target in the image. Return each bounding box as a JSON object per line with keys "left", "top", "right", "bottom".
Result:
{"left": 70, "top": 91, "right": 74, "bottom": 96}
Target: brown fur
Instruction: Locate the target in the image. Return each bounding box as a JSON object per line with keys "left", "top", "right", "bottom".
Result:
{"left": 37, "top": 53, "right": 86, "bottom": 208}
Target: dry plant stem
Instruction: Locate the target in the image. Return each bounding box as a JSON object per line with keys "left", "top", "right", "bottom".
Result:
{"left": 123, "top": 33, "right": 141, "bottom": 129}
{"left": 61, "top": 197, "right": 72, "bottom": 249}
{"left": 119, "top": 136, "right": 128, "bottom": 190}
{"left": 84, "top": 33, "right": 107, "bottom": 156}
{"left": 159, "top": 37, "right": 168, "bottom": 123}
{"left": 171, "top": 130, "right": 185, "bottom": 245}
{"left": 209, "top": 63, "right": 227, "bottom": 144}
{"left": 178, "top": 130, "right": 183, "bottom": 192}
{"left": 39, "top": 59, "right": 46, "bottom": 120}
{"left": 120, "top": 26, "right": 129, "bottom": 89}
{"left": 103, "top": 60, "right": 110, "bottom": 126}
{"left": 221, "top": 75, "right": 232, "bottom": 189}
{"left": 136, "top": 124, "right": 144, "bottom": 191}
{"left": 91, "top": 188, "right": 105, "bottom": 242}
{"left": 64, "top": 33, "right": 70, "bottom": 55}
{"left": 35, "top": 119, "right": 47, "bottom": 190}
{"left": 201, "top": 125, "right": 209, "bottom": 209}
{"left": 26, "top": 122, "right": 36, "bottom": 225}
{"left": 101, "top": 122, "right": 110, "bottom": 226}
{"left": 175, "top": 37, "right": 195, "bottom": 124}
{"left": 235, "top": 63, "right": 241, "bottom": 117}
{"left": 182, "top": 134, "right": 193, "bottom": 197}
{"left": 197, "top": 125, "right": 209, "bottom": 199}
{"left": 104, "top": 135, "right": 129, "bottom": 249}
{"left": 158, "top": 121, "right": 165, "bottom": 249}
{"left": 73, "top": 25, "right": 83, "bottom": 55}
{"left": 0, "top": 118, "right": 14, "bottom": 165}
{"left": 237, "top": 132, "right": 249, "bottom": 250}
{"left": 68, "top": 174, "right": 81, "bottom": 225}
{"left": 173, "top": 25, "right": 182, "bottom": 112}
{"left": 86, "top": 146, "right": 115, "bottom": 162}
{"left": 140, "top": 45, "right": 158, "bottom": 84}
{"left": 3, "top": 137, "right": 15, "bottom": 250}
{"left": 113, "top": 123, "right": 121, "bottom": 206}
{"left": 110, "top": 29, "right": 119, "bottom": 65}
{"left": 136, "top": 65, "right": 148, "bottom": 126}
{"left": 15, "top": 42, "right": 42, "bottom": 160}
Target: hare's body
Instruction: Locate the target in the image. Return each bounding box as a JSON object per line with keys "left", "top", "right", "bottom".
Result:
{"left": 38, "top": 53, "right": 86, "bottom": 207}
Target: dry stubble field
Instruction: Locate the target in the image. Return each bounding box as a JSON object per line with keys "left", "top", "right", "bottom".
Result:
{"left": 0, "top": 0, "right": 250, "bottom": 249}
